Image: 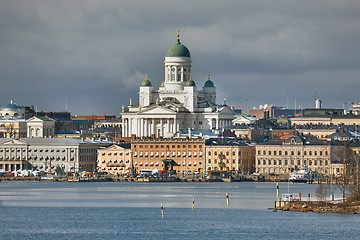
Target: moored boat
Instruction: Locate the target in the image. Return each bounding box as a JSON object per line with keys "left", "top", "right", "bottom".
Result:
{"left": 289, "top": 166, "right": 318, "bottom": 183}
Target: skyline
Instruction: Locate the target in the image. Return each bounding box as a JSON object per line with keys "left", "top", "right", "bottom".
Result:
{"left": 1, "top": 0, "right": 359, "bottom": 115}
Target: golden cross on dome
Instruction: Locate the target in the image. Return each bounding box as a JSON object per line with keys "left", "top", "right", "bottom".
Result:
{"left": 177, "top": 29, "right": 180, "bottom": 43}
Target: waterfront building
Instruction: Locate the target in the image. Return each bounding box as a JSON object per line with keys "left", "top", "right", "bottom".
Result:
{"left": 205, "top": 138, "right": 256, "bottom": 174}
{"left": 131, "top": 138, "right": 205, "bottom": 174}
{"left": 97, "top": 143, "right": 132, "bottom": 175}
{"left": 0, "top": 138, "right": 98, "bottom": 173}
{"left": 255, "top": 134, "right": 334, "bottom": 175}
{"left": 121, "top": 32, "right": 235, "bottom": 138}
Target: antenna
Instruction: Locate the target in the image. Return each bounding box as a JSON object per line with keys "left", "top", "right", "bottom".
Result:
{"left": 65, "top": 97, "right": 68, "bottom": 112}
{"left": 286, "top": 93, "right": 289, "bottom": 109}
{"left": 245, "top": 97, "right": 248, "bottom": 115}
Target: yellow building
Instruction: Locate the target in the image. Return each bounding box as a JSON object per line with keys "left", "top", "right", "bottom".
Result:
{"left": 131, "top": 138, "right": 205, "bottom": 174}
{"left": 97, "top": 144, "right": 132, "bottom": 175}
{"left": 205, "top": 138, "right": 256, "bottom": 174}
{"left": 256, "top": 135, "right": 332, "bottom": 175}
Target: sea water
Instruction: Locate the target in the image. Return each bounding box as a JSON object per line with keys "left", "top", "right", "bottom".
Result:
{"left": 0, "top": 181, "right": 359, "bottom": 240}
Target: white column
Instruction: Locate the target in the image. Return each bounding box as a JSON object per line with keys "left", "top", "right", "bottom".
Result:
{"left": 160, "top": 119, "right": 163, "bottom": 137}
{"left": 144, "top": 118, "right": 149, "bottom": 137}
{"left": 129, "top": 118, "right": 132, "bottom": 137}
{"left": 175, "top": 66, "right": 178, "bottom": 82}
{"left": 140, "top": 118, "right": 145, "bottom": 137}
{"left": 167, "top": 119, "right": 170, "bottom": 134}
{"left": 216, "top": 118, "right": 219, "bottom": 129}
{"left": 122, "top": 118, "right": 126, "bottom": 137}
{"left": 151, "top": 119, "right": 155, "bottom": 137}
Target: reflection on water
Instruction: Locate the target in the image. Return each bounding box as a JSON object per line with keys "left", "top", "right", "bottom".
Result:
{"left": 0, "top": 181, "right": 333, "bottom": 209}
{"left": 0, "top": 182, "right": 358, "bottom": 240}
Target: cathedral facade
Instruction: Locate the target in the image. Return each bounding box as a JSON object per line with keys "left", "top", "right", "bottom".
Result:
{"left": 121, "top": 33, "right": 234, "bottom": 138}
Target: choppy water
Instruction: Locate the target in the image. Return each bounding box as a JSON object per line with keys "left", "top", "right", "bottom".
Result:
{"left": 0, "top": 181, "right": 359, "bottom": 240}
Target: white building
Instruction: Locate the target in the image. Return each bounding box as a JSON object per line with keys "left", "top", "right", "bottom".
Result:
{"left": 121, "top": 32, "right": 235, "bottom": 138}
{"left": 26, "top": 116, "right": 55, "bottom": 138}
{"left": 0, "top": 138, "right": 98, "bottom": 173}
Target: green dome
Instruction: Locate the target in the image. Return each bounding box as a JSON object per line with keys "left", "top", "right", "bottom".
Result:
{"left": 166, "top": 32, "right": 191, "bottom": 57}
{"left": 141, "top": 74, "right": 152, "bottom": 87}
{"left": 204, "top": 74, "right": 214, "bottom": 88}
{"left": 185, "top": 75, "right": 196, "bottom": 87}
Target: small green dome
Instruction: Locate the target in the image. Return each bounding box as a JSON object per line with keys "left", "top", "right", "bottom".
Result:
{"left": 185, "top": 75, "right": 196, "bottom": 87}
{"left": 166, "top": 31, "right": 191, "bottom": 58}
{"left": 204, "top": 74, "right": 214, "bottom": 88}
{"left": 141, "top": 74, "right": 152, "bottom": 87}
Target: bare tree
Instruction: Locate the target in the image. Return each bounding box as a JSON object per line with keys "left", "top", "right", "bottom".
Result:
{"left": 315, "top": 184, "right": 331, "bottom": 202}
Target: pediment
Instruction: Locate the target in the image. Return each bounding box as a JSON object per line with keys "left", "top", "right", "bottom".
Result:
{"left": 106, "top": 145, "right": 126, "bottom": 151}
{"left": 0, "top": 139, "right": 28, "bottom": 146}
{"left": 218, "top": 106, "right": 235, "bottom": 115}
{"left": 139, "top": 106, "right": 176, "bottom": 115}
{"left": 26, "top": 116, "right": 54, "bottom": 123}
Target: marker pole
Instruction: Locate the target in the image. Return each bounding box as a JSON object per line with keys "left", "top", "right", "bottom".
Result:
{"left": 161, "top": 203, "right": 164, "bottom": 219}
{"left": 226, "top": 193, "right": 230, "bottom": 207}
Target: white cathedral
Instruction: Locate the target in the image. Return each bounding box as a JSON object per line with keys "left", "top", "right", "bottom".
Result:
{"left": 121, "top": 32, "right": 235, "bottom": 138}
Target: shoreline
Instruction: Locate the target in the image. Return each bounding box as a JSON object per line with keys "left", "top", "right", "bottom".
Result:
{"left": 275, "top": 201, "right": 360, "bottom": 214}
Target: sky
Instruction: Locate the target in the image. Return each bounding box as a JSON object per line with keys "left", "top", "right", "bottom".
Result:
{"left": 1, "top": 0, "right": 359, "bottom": 115}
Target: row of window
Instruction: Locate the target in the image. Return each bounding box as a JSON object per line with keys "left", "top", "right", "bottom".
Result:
{"left": 134, "top": 144, "right": 201, "bottom": 149}
{"left": 208, "top": 151, "right": 249, "bottom": 156}
{"left": 257, "top": 159, "right": 329, "bottom": 166}
{"left": 208, "top": 159, "right": 242, "bottom": 164}
{"left": 133, "top": 151, "right": 203, "bottom": 158}
{"left": 101, "top": 152, "right": 130, "bottom": 156}
{"left": 257, "top": 149, "right": 328, "bottom": 156}
{"left": 101, "top": 159, "right": 130, "bottom": 164}
{"left": 0, "top": 148, "right": 75, "bottom": 153}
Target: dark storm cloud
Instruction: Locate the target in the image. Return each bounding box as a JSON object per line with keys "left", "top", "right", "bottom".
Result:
{"left": 0, "top": 0, "right": 359, "bottom": 114}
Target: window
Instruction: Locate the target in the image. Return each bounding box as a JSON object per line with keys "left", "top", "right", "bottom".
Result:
{"left": 208, "top": 151, "right": 211, "bottom": 156}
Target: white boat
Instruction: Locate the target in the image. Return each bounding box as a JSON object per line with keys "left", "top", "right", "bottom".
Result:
{"left": 289, "top": 166, "right": 317, "bottom": 183}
